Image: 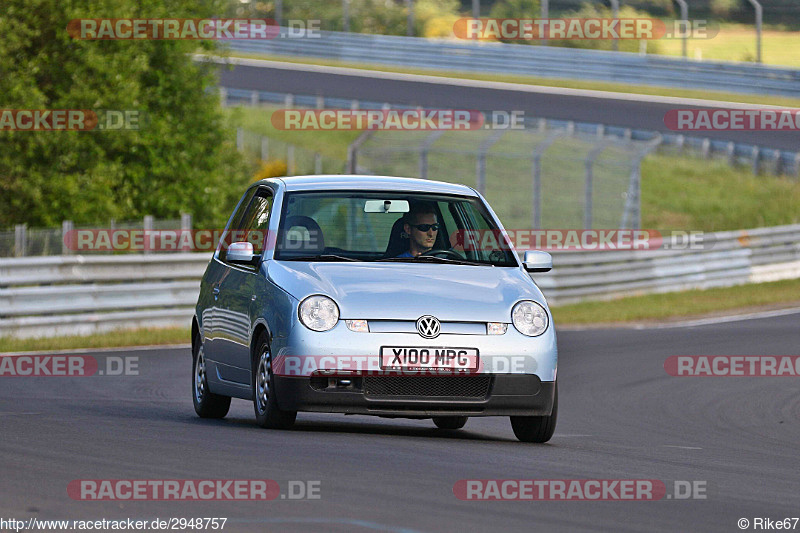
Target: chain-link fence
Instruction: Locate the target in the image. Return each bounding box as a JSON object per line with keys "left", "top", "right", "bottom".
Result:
{"left": 348, "top": 123, "right": 660, "bottom": 231}
{"left": 0, "top": 216, "right": 188, "bottom": 257}
{"left": 235, "top": 128, "right": 347, "bottom": 176}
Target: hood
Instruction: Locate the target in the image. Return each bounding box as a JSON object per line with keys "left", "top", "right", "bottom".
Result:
{"left": 267, "top": 261, "right": 545, "bottom": 322}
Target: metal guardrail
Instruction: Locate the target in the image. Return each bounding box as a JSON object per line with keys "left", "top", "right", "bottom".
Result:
{"left": 2, "top": 224, "right": 799, "bottom": 338}
{"left": 226, "top": 28, "right": 800, "bottom": 98}
{"left": 0, "top": 255, "right": 208, "bottom": 338}
{"left": 537, "top": 224, "right": 800, "bottom": 303}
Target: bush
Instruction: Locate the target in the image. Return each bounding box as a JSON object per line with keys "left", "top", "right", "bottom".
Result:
{"left": 0, "top": 0, "right": 249, "bottom": 228}
{"left": 254, "top": 160, "right": 288, "bottom": 181}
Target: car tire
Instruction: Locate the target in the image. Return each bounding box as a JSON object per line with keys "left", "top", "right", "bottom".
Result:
{"left": 253, "top": 334, "right": 297, "bottom": 429}
{"left": 432, "top": 416, "right": 468, "bottom": 430}
{"left": 510, "top": 382, "right": 558, "bottom": 443}
{"left": 192, "top": 335, "right": 231, "bottom": 419}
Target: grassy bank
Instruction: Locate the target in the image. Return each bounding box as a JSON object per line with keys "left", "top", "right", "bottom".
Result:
{"left": 0, "top": 328, "right": 190, "bottom": 354}
{"left": 550, "top": 278, "right": 800, "bottom": 325}
{"left": 658, "top": 24, "right": 800, "bottom": 67}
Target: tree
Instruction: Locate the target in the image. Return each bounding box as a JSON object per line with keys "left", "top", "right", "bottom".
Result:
{"left": 0, "top": 0, "right": 249, "bottom": 228}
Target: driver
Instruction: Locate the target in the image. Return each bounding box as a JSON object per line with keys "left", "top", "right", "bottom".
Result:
{"left": 396, "top": 202, "right": 440, "bottom": 258}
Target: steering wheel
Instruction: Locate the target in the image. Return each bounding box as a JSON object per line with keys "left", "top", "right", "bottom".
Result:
{"left": 421, "top": 249, "right": 463, "bottom": 260}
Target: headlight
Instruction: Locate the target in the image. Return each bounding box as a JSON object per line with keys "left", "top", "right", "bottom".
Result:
{"left": 299, "top": 295, "right": 340, "bottom": 332}
{"left": 511, "top": 301, "right": 549, "bottom": 337}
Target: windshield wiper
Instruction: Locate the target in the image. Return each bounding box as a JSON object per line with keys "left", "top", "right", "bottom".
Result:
{"left": 282, "top": 254, "right": 361, "bottom": 262}
{"left": 375, "top": 256, "right": 485, "bottom": 266}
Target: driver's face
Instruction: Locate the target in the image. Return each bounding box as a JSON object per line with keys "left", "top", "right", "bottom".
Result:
{"left": 405, "top": 213, "right": 438, "bottom": 254}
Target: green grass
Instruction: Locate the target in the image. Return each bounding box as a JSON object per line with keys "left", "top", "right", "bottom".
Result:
{"left": 641, "top": 154, "right": 800, "bottom": 231}
{"left": 659, "top": 23, "right": 800, "bottom": 67}
{"left": 0, "top": 327, "right": 189, "bottom": 354}
{"left": 224, "top": 51, "right": 800, "bottom": 108}
{"left": 551, "top": 278, "right": 800, "bottom": 325}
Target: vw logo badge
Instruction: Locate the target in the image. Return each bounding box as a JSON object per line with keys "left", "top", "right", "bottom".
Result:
{"left": 416, "top": 315, "right": 441, "bottom": 339}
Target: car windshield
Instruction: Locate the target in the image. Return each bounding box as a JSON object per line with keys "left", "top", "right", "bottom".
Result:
{"left": 273, "top": 191, "right": 518, "bottom": 266}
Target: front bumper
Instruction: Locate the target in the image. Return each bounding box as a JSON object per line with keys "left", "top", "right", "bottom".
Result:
{"left": 274, "top": 374, "right": 555, "bottom": 417}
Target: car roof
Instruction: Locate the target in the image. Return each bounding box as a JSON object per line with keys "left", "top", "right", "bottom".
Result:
{"left": 262, "top": 175, "right": 477, "bottom": 196}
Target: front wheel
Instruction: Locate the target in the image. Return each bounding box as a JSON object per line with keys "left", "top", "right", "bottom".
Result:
{"left": 510, "top": 383, "right": 558, "bottom": 443}
{"left": 253, "top": 335, "right": 296, "bottom": 429}
{"left": 432, "top": 416, "right": 468, "bottom": 430}
{"left": 192, "top": 338, "right": 231, "bottom": 419}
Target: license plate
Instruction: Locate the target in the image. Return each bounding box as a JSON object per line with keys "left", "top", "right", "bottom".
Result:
{"left": 380, "top": 347, "right": 479, "bottom": 370}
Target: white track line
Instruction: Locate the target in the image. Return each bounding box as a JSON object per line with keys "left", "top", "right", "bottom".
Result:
{"left": 559, "top": 306, "right": 800, "bottom": 331}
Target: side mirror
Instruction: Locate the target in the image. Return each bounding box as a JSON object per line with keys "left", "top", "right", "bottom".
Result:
{"left": 227, "top": 241, "right": 260, "bottom": 265}
{"left": 523, "top": 250, "right": 552, "bottom": 273}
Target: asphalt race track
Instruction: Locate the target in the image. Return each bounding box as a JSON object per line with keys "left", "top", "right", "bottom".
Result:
{"left": 1, "top": 311, "right": 798, "bottom": 532}
{"left": 218, "top": 61, "right": 800, "bottom": 151}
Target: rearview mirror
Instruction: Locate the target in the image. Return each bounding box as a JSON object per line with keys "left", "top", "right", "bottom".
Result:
{"left": 364, "top": 199, "right": 409, "bottom": 213}
{"left": 523, "top": 250, "right": 552, "bottom": 273}
{"left": 227, "top": 241, "right": 260, "bottom": 265}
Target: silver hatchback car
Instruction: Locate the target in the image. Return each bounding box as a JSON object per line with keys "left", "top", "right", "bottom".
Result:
{"left": 192, "top": 175, "right": 558, "bottom": 442}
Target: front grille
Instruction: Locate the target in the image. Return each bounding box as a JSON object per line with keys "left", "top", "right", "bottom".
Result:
{"left": 363, "top": 376, "right": 491, "bottom": 398}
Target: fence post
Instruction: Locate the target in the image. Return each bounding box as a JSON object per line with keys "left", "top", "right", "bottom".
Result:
{"left": 287, "top": 145, "right": 295, "bottom": 176}
{"left": 476, "top": 130, "right": 505, "bottom": 195}
{"left": 143, "top": 215, "right": 154, "bottom": 254}
{"left": 316, "top": 95, "right": 325, "bottom": 109}
{"left": 284, "top": 93, "right": 294, "bottom": 108}
{"left": 219, "top": 87, "right": 227, "bottom": 108}
{"left": 621, "top": 136, "right": 661, "bottom": 229}
{"left": 261, "top": 136, "right": 269, "bottom": 160}
{"left": 584, "top": 142, "right": 611, "bottom": 229}
{"left": 181, "top": 214, "right": 192, "bottom": 253}
{"left": 540, "top": 0, "right": 548, "bottom": 46}
{"left": 746, "top": 0, "right": 763, "bottom": 63}
{"left": 315, "top": 153, "right": 323, "bottom": 174}
{"left": 701, "top": 138, "right": 711, "bottom": 158}
{"left": 418, "top": 130, "right": 445, "bottom": 179}
{"left": 673, "top": 0, "right": 689, "bottom": 58}
{"left": 751, "top": 146, "right": 760, "bottom": 174}
{"left": 61, "top": 220, "right": 73, "bottom": 255}
{"left": 14, "top": 224, "right": 27, "bottom": 257}
{"left": 346, "top": 130, "right": 375, "bottom": 174}
{"left": 250, "top": 90, "right": 259, "bottom": 107}
{"left": 609, "top": 0, "right": 619, "bottom": 51}
{"left": 236, "top": 128, "right": 244, "bottom": 152}
{"left": 530, "top": 130, "right": 566, "bottom": 230}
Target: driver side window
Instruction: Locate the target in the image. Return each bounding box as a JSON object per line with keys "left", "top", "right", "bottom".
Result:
{"left": 220, "top": 187, "right": 274, "bottom": 263}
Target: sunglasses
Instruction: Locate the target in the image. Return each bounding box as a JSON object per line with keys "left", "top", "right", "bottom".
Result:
{"left": 410, "top": 223, "right": 440, "bottom": 232}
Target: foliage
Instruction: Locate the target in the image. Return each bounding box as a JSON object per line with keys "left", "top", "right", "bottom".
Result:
{"left": 230, "top": 0, "right": 462, "bottom": 36}
{"left": 253, "top": 159, "right": 288, "bottom": 181}
{"left": 0, "top": 0, "right": 249, "bottom": 228}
